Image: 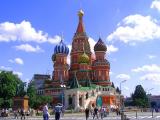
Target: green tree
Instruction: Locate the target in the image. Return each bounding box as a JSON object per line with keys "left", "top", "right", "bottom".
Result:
{"left": 16, "top": 82, "right": 27, "bottom": 97}
{"left": 27, "top": 81, "right": 37, "bottom": 108}
{"left": 27, "top": 82, "right": 52, "bottom": 109}
{"left": 132, "top": 85, "right": 149, "bottom": 108}
{"left": 0, "top": 71, "right": 22, "bottom": 108}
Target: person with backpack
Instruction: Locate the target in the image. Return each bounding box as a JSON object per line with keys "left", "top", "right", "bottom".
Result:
{"left": 54, "top": 103, "right": 62, "bottom": 120}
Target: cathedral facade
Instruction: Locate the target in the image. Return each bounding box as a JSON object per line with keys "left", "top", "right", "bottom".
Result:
{"left": 48, "top": 10, "right": 120, "bottom": 110}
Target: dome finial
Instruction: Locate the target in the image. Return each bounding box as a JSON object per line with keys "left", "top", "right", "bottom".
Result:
{"left": 78, "top": 9, "right": 84, "bottom": 17}
{"left": 60, "top": 32, "right": 64, "bottom": 42}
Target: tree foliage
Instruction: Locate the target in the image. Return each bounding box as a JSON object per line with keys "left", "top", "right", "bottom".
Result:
{"left": 132, "top": 85, "right": 149, "bottom": 108}
{"left": 0, "top": 71, "right": 23, "bottom": 108}
{"left": 27, "top": 82, "right": 52, "bottom": 109}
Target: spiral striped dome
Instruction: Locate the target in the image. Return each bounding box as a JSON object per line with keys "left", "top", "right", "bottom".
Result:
{"left": 78, "top": 53, "right": 90, "bottom": 64}
{"left": 54, "top": 40, "right": 69, "bottom": 55}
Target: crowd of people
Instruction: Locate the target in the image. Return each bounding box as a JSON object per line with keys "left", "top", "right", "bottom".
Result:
{"left": 1, "top": 104, "right": 121, "bottom": 120}
{"left": 85, "top": 106, "right": 110, "bottom": 120}
{"left": 13, "top": 108, "right": 34, "bottom": 119}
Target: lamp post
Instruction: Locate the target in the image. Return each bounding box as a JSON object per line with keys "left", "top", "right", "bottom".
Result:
{"left": 119, "top": 80, "right": 127, "bottom": 120}
{"left": 120, "top": 80, "right": 127, "bottom": 94}
{"left": 146, "top": 88, "right": 154, "bottom": 118}
{"left": 60, "top": 84, "right": 66, "bottom": 107}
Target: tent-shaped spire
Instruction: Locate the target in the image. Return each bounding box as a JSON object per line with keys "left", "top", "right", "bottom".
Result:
{"left": 76, "top": 9, "right": 85, "bottom": 33}
{"left": 70, "top": 71, "right": 79, "bottom": 89}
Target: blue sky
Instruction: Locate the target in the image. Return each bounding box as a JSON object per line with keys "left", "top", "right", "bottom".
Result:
{"left": 0, "top": 0, "right": 160, "bottom": 97}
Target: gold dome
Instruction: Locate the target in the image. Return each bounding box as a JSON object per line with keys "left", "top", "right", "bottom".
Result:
{"left": 78, "top": 9, "right": 84, "bottom": 17}
{"left": 78, "top": 53, "right": 89, "bottom": 64}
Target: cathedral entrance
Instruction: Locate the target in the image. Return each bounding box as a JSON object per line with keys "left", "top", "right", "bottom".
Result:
{"left": 96, "top": 96, "right": 102, "bottom": 107}
{"left": 68, "top": 96, "right": 73, "bottom": 108}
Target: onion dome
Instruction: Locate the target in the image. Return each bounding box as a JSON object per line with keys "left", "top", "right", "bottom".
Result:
{"left": 54, "top": 40, "right": 69, "bottom": 55}
{"left": 94, "top": 38, "right": 107, "bottom": 52}
{"left": 78, "top": 53, "right": 89, "bottom": 64}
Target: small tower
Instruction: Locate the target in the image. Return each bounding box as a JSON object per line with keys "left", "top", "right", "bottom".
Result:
{"left": 52, "top": 39, "right": 69, "bottom": 84}
{"left": 92, "top": 38, "right": 111, "bottom": 86}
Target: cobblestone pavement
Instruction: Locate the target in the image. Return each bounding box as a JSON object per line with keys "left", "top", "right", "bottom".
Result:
{"left": 1, "top": 112, "right": 160, "bottom": 120}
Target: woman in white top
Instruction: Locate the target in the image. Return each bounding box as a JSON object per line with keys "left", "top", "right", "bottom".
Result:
{"left": 43, "top": 103, "right": 49, "bottom": 120}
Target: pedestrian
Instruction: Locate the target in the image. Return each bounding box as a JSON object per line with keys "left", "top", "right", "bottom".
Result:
{"left": 54, "top": 103, "right": 62, "bottom": 120}
{"left": 43, "top": 103, "right": 49, "bottom": 120}
{"left": 100, "top": 107, "right": 104, "bottom": 119}
{"left": 85, "top": 107, "right": 90, "bottom": 120}
{"left": 116, "top": 108, "right": 119, "bottom": 116}
{"left": 20, "top": 108, "right": 25, "bottom": 120}
{"left": 14, "top": 109, "right": 19, "bottom": 119}
{"left": 93, "top": 107, "right": 99, "bottom": 119}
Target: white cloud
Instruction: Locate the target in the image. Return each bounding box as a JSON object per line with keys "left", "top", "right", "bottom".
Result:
{"left": 15, "top": 58, "right": 23, "bottom": 65}
{"left": 0, "top": 66, "right": 12, "bottom": 71}
{"left": 48, "top": 35, "right": 61, "bottom": 44}
{"left": 67, "top": 45, "right": 72, "bottom": 64}
{"left": 109, "top": 71, "right": 113, "bottom": 75}
{"left": 15, "top": 44, "right": 44, "bottom": 53}
{"left": 147, "top": 54, "right": 157, "bottom": 59}
{"left": 132, "top": 64, "right": 160, "bottom": 73}
{"left": 9, "top": 58, "right": 24, "bottom": 65}
{"left": 88, "top": 37, "right": 96, "bottom": 53}
{"left": 107, "top": 14, "right": 160, "bottom": 44}
{"left": 0, "top": 66, "right": 22, "bottom": 78}
{"left": 0, "top": 20, "right": 61, "bottom": 44}
{"left": 107, "top": 45, "right": 119, "bottom": 54}
{"left": 151, "top": 0, "right": 160, "bottom": 12}
{"left": 116, "top": 74, "right": 131, "bottom": 80}
{"left": 123, "top": 86, "right": 129, "bottom": 90}
{"left": 140, "top": 73, "right": 160, "bottom": 84}
{"left": 13, "top": 71, "right": 23, "bottom": 77}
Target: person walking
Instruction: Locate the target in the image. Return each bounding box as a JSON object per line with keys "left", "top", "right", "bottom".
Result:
{"left": 43, "top": 103, "right": 49, "bottom": 120}
{"left": 100, "top": 107, "right": 104, "bottom": 119}
{"left": 54, "top": 103, "right": 62, "bottom": 120}
{"left": 20, "top": 108, "right": 25, "bottom": 120}
{"left": 93, "top": 107, "right": 99, "bottom": 119}
{"left": 14, "top": 109, "right": 19, "bottom": 119}
{"left": 85, "top": 108, "right": 90, "bottom": 120}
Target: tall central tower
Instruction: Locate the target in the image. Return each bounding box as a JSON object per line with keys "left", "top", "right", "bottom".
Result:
{"left": 70, "top": 10, "right": 91, "bottom": 74}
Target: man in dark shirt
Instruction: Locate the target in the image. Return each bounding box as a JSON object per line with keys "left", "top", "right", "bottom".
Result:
{"left": 93, "top": 107, "right": 99, "bottom": 119}
{"left": 85, "top": 108, "right": 90, "bottom": 120}
{"left": 54, "top": 104, "right": 62, "bottom": 120}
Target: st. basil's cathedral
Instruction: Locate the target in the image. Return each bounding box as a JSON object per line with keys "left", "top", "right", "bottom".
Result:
{"left": 44, "top": 9, "right": 121, "bottom": 111}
